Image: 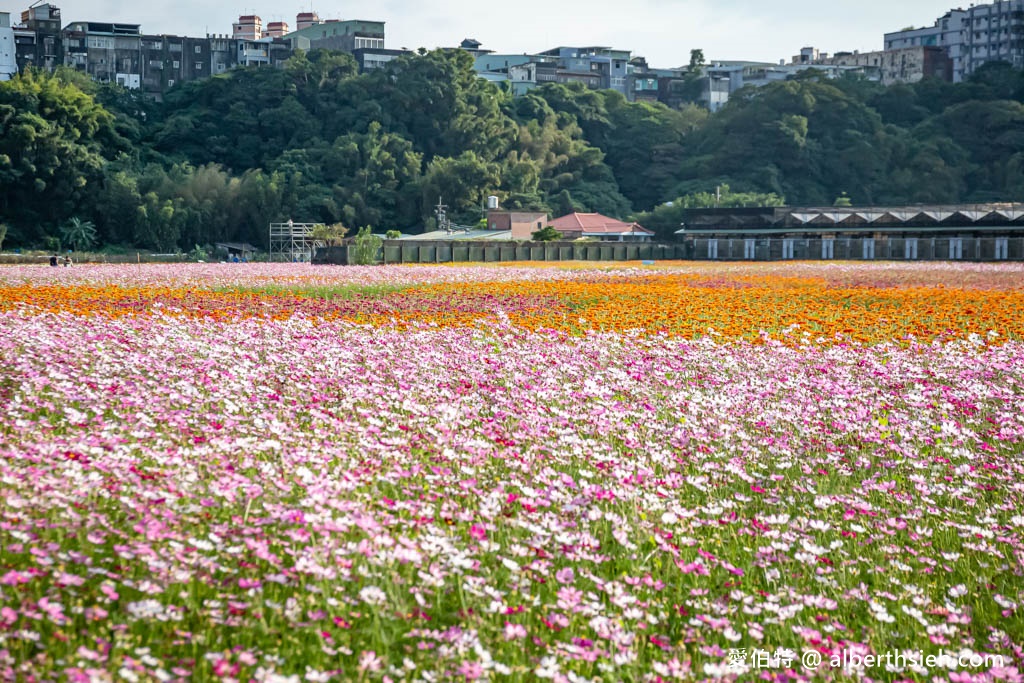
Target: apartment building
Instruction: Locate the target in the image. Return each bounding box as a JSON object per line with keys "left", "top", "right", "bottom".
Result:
{"left": 792, "top": 44, "right": 952, "bottom": 85}
{"left": 7, "top": 4, "right": 305, "bottom": 98}
{"left": 139, "top": 34, "right": 214, "bottom": 95}
{"left": 1, "top": 12, "right": 16, "bottom": 80}
{"left": 829, "top": 46, "right": 951, "bottom": 84}
{"left": 63, "top": 20, "right": 143, "bottom": 88}
{"left": 12, "top": 2, "right": 61, "bottom": 73}
{"left": 536, "top": 46, "right": 632, "bottom": 96}
{"left": 473, "top": 45, "right": 633, "bottom": 97}
{"left": 884, "top": 1, "right": 1023, "bottom": 82}
{"left": 283, "top": 19, "right": 385, "bottom": 53}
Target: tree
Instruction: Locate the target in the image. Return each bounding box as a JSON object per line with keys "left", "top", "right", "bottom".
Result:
{"left": 311, "top": 222, "right": 348, "bottom": 246}
{"left": 0, "top": 68, "right": 123, "bottom": 243}
{"left": 833, "top": 193, "right": 852, "bottom": 207}
{"left": 531, "top": 226, "right": 562, "bottom": 241}
{"left": 420, "top": 151, "right": 500, "bottom": 222}
{"left": 6, "top": 47, "right": 1024, "bottom": 252}
{"left": 385, "top": 230, "right": 401, "bottom": 240}
{"left": 96, "top": 168, "right": 144, "bottom": 245}
{"left": 320, "top": 122, "right": 423, "bottom": 230}
{"left": 554, "top": 190, "right": 577, "bottom": 216}
{"left": 592, "top": 93, "right": 691, "bottom": 209}
{"left": 134, "top": 192, "right": 183, "bottom": 252}
{"left": 967, "top": 61, "right": 1024, "bottom": 101}
{"left": 378, "top": 49, "right": 515, "bottom": 163}
{"left": 632, "top": 185, "right": 785, "bottom": 240}
{"left": 674, "top": 79, "right": 893, "bottom": 204}
{"left": 59, "top": 217, "right": 98, "bottom": 252}
{"left": 689, "top": 49, "right": 706, "bottom": 74}
{"left": 351, "top": 226, "right": 382, "bottom": 265}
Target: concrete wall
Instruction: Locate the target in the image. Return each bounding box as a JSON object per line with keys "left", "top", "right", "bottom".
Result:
{"left": 828, "top": 46, "right": 951, "bottom": 84}
{"left": 314, "top": 237, "right": 1024, "bottom": 264}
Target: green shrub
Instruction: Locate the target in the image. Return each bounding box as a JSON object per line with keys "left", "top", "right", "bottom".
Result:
{"left": 352, "top": 227, "right": 383, "bottom": 265}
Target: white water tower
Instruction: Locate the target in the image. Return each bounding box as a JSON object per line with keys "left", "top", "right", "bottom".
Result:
{"left": 486, "top": 196, "right": 499, "bottom": 210}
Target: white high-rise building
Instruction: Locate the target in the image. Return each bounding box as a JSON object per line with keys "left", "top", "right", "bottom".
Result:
{"left": 0, "top": 12, "right": 17, "bottom": 81}
{"left": 885, "top": 1, "right": 1023, "bottom": 82}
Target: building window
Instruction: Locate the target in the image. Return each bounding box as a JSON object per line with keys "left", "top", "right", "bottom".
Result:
{"left": 862, "top": 239, "right": 875, "bottom": 260}
{"left": 195, "top": 45, "right": 202, "bottom": 53}
{"left": 949, "top": 237, "right": 963, "bottom": 259}
{"left": 995, "top": 237, "right": 1009, "bottom": 260}
{"left": 168, "top": 79, "right": 174, "bottom": 86}
{"left": 172, "top": 60, "right": 179, "bottom": 68}
{"left": 195, "top": 62, "right": 203, "bottom": 69}
{"left": 905, "top": 238, "right": 919, "bottom": 260}
{"left": 744, "top": 239, "right": 756, "bottom": 259}
{"left": 821, "top": 238, "right": 835, "bottom": 260}
{"left": 707, "top": 239, "right": 718, "bottom": 259}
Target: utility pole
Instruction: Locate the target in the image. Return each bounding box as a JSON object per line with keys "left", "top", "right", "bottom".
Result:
{"left": 435, "top": 197, "right": 450, "bottom": 234}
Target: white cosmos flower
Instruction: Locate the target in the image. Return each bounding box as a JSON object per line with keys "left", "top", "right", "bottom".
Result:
{"left": 358, "top": 586, "right": 387, "bottom": 606}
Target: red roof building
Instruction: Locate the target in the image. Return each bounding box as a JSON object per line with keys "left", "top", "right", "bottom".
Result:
{"left": 549, "top": 212, "right": 655, "bottom": 242}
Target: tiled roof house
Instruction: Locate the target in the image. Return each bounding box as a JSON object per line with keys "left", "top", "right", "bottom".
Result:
{"left": 549, "top": 212, "right": 655, "bottom": 242}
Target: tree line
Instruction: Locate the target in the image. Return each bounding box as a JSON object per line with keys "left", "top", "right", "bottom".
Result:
{"left": 1, "top": 48, "right": 1023, "bottom": 250}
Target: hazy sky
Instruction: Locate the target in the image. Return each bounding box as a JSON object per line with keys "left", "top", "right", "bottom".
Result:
{"left": 33, "top": 0, "right": 958, "bottom": 66}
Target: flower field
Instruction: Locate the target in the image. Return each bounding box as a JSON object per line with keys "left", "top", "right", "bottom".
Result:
{"left": 1, "top": 262, "right": 1023, "bottom": 682}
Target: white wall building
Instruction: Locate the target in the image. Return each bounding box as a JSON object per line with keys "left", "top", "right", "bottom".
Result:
{"left": 0, "top": 12, "right": 17, "bottom": 81}
{"left": 885, "top": 1, "right": 1023, "bottom": 82}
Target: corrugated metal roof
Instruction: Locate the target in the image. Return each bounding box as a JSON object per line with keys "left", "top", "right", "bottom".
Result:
{"left": 398, "top": 230, "right": 514, "bottom": 241}
{"left": 855, "top": 212, "right": 886, "bottom": 222}
{"left": 888, "top": 211, "right": 919, "bottom": 222}
{"left": 676, "top": 225, "right": 1024, "bottom": 235}
{"left": 920, "top": 210, "right": 954, "bottom": 221}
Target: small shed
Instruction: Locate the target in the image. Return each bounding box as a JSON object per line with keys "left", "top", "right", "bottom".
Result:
{"left": 215, "top": 242, "right": 259, "bottom": 260}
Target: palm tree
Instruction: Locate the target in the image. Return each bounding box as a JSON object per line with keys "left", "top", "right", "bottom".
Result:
{"left": 60, "top": 217, "right": 97, "bottom": 252}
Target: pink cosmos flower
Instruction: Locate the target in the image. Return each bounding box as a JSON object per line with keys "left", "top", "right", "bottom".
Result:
{"left": 358, "top": 651, "right": 383, "bottom": 672}
{"left": 504, "top": 622, "right": 527, "bottom": 639}
{"left": 458, "top": 661, "right": 485, "bottom": 679}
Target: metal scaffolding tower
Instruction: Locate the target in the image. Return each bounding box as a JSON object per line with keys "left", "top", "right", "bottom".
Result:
{"left": 269, "top": 221, "right": 321, "bottom": 262}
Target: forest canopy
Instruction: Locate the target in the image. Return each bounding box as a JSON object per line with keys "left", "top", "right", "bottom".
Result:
{"left": 2, "top": 48, "right": 1023, "bottom": 249}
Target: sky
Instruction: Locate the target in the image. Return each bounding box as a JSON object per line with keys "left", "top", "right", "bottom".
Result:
{"left": 24, "top": 0, "right": 961, "bottom": 66}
